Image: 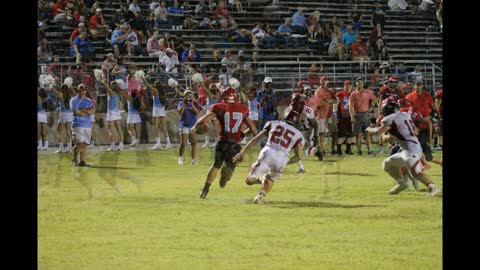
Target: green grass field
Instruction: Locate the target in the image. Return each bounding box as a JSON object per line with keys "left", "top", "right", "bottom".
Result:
{"left": 38, "top": 146, "right": 442, "bottom": 270}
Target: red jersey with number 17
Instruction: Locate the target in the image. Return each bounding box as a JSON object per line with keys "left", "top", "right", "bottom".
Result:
{"left": 210, "top": 103, "right": 250, "bottom": 142}
{"left": 264, "top": 120, "right": 305, "bottom": 155}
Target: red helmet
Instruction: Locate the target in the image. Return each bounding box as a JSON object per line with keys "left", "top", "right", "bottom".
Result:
{"left": 284, "top": 93, "right": 304, "bottom": 125}
{"left": 221, "top": 87, "right": 239, "bottom": 103}
{"left": 297, "top": 81, "right": 304, "bottom": 88}
{"left": 388, "top": 76, "right": 399, "bottom": 82}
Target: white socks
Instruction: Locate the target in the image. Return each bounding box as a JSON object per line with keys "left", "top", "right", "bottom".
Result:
{"left": 166, "top": 136, "right": 171, "bottom": 144}
{"left": 297, "top": 160, "right": 304, "bottom": 170}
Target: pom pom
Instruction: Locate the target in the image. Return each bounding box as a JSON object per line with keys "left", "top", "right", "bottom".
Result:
{"left": 135, "top": 70, "right": 145, "bottom": 82}
{"left": 115, "top": 79, "right": 124, "bottom": 87}
{"left": 168, "top": 78, "right": 178, "bottom": 88}
{"left": 64, "top": 77, "right": 73, "bottom": 87}
{"left": 94, "top": 69, "right": 104, "bottom": 81}
{"left": 192, "top": 73, "right": 204, "bottom": 84}
{"left": 229, "top": 78, "right": 240, "bottom": 89}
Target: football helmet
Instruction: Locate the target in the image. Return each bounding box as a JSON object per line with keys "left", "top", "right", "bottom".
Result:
{"left": 221, "top": 87, "right": 239, "bottom": 103}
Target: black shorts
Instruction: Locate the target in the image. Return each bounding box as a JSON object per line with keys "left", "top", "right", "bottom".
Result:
{"left": 214, "top": 139, "right": 241, "bottom": 169}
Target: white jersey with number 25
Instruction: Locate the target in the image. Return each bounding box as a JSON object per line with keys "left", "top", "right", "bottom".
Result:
{"left": 264, "top": 120, "right": 305, "bottom": 156}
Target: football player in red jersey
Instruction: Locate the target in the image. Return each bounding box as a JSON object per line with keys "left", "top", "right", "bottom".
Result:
{"left": 193, "top": 87, "right": 257, "bottom": 199}
{"left": 232, "top": 105, "right": 306, "bottom": 204}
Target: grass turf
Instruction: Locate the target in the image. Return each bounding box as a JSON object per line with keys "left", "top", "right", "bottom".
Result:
{"left": 38, "top": 146, "right": 442, "bottom": 270}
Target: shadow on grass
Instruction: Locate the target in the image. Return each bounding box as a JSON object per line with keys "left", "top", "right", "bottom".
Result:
{"left": 267, "top": 201, "right": 385, "bottom": 209}
{"left": 89, "top": 166, "right": 142, "bottom": 170}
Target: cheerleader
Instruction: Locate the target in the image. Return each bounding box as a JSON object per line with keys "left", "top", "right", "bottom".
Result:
{"left": 51, "top": 84, "right": 75, "bottom": 153}
{"left": 141, "top": 77, "right": 172, "bottom": 149}
{"left": 37, "top": 88, "right": 49, "bottom": 151}
{"left": 100, "top": 79, "right": 124, "bottom": 151}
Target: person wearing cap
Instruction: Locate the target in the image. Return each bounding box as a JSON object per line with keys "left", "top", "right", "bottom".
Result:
{"left": 111, "top": 24, "right": 129, "bottom": 58}
{"left": 160, "top": 47, "right": 180, "bottom": 76}
{"left": 177, "top": 89, "right": 202, "bottom": 165}
{"left": 69, "top": 22, "right": 86, "bottom": 47}
{"left": 348, "top": 77, "right": 377, "bottom": 156}
{"left": 335, "top": 80, "right": 355, "bottom": 155}
{"left": 70, "top": 84, "right": 96, "bottom": 166}
{"left": 88, "top": 8, "right": 108, "bottom": 38}
{"left": 255, "top": 77, "right": 278, "bottom": 146}
{"left": 313, "top": 76, "right": 337, "bottom": 158}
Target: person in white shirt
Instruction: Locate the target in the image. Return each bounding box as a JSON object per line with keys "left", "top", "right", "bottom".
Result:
{"left": 366, "top": 102, "right": 441, "bottom": 196}
{"left": 159, "top": 48, "right": 179, "bottom": 76}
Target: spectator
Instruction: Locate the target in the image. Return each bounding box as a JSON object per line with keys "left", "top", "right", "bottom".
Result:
{"left": 110, "top": 8, "right": 127, "bottom": 30}
{"left": 409, "top": 65, "right": 423, "bottom": 83}
{"left": 38, "top": 39, "right": 54, "bottom": 63}
{"left": 342, "top": 25, "right": 357, "bottom": 48}
{"left": 314, "top": 76, "right": 337, "bottom": 157}
{"left": 53, "top": 0, "right": 72, "bottom": 23}
{"left": 238, "top": 28, "right": 253, "bottom": 45}
{"left": 351, "top": 37, "right": 369, "bottom": 72}
{"left": 38, "top": 0, "right": 53, "bottom": 23}
{"left": 388, "top": 0, "right": 407, "bottom": 10}
{"left": 232, "top": 55, "right": 255, "bottom": 103}
{"left": 168, "top": 0, "right": 185, "bottom": 30}
{"left": 307, "top": 10, "right": 321, "bottom": 28}
{"left": 159, "top": 32, "right": 175, "bottom": 53}
{"left": 181, "top": 0, "right": 193, "bottom": 15}
{"left": 130, "top": 13, "right": 147, "bottom": 42}
{"left": 147, "top": 31, "right": 163, "bottom": 57}
{"left": 111, "top": 24, "right": 129, "bottom": 58}
{"left": 160, "top": 48, "right": 180, "bottom": 77}
{"left": 205, "top": 49, "right": 222, "bottom": 74}
{"left": 221, "top": 49, "right": 236, "bottom": 80}
{"left": 73, "top": 5, "right": 89, "bottom": 25}
{"left": 291, "top": 7, "right": 308, "bottom": 35}
{"left": 395, "top": 62, "right": 408, "bottom": 82}
{"left": 145, "top": 14, "right": 157, "bottom": 38}
{"left": 371, "top": 1, "right": 386, "bottom": 28}
{"left": 173, "top": 33, "right": 187, "bottom": 55}
{"left": 369, "top": 23, "right": 385, "bottom": 46}
{"left": 252, "top": 23, "right": 267, "bottom": 48}
{"left": 208, "top": 0, "right": 217, "bottom": 11}
{"left": 307, "top": 63, "right": 322, "bottom": 87}
{"left": 154, "top": 1, "right": 168, "bottom": 29}
{"left": 210, "top": 0, "right": 234, "bottom": 30}
{"left": 150, "top": 0, "right": 160, "bottom": 13}
{"left": 411, "top": 0, "right": 420, "bottom": 15}
{"left": 263, "top": 23, "right": 277, "bottom": 49}
{"left": 350, "top": 5, "right": 363, "bottom": 35}
{"left": 89, "top": 8, "right": 108, "bottom": 39}
{"left": 256, "top": 76, "right": 279, "bottom": 147}
{"left": 70, "top": 31, "right": 95, "bottom": 64}
{"left": 181, "top": 44, "right": 201, "bottom": 63}
{"left": 183, "top": 14, "right": 199, "bottom": 29}
{"left": 126, "top": 24, "right": 142, "bottom": 56}
{"left": 128, "top": 0, "right": 141, "bottom": 15}
{"left": 69, "top": 22, "right": 86, "bottom": 47}
{"left": 277, "top": 18, "right": 297, "bottom": 49}
{"left": 195, "top": 0, "right": 207, "bottom": 16}
{"left": 378, "top": 47, "right": 394, "bottom": 75}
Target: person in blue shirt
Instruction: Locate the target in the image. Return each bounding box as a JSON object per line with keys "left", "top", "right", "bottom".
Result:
{"left": 177, "top": 89, "right": 202, "bottom": 165}
{"left": 168, "top": 0, "right": 185, "bottom": 30}
{"left": 70, "top": 84, "right": 96, "bottom": 166}
{"left": 111, "top": 24, "right": 129, "bottom": 58}
{"left": 277, "top": 18, "right": 297, "bottom": 48}
{"left": 291, "top": 7, "right": 307, "bottom": 35}
{"left": 51, "top": 83, "right": 76, "bottom": 153}
{"left": 256, "top": 76, "right": 278, "bottom": 147}
{"left": 181, "top": 44, "right": 201, "bottom": 62}
{"left": 101, "top": 79, "right": 125, "bottom": 151}
{"left": 70, "top": 32, "right": 95, "bottom": 64}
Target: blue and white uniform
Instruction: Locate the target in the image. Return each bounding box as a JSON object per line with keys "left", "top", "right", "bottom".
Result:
{"left": 58, "top": 99, "right": 73, "bottom": 123}
{"left": 152, "top": 95, "right": 166, "bottom": 117}
{"left": 127, "top": 100, "right": 141, "bottom": 124}
{"left": 106, "top": 92, "right": 122, "bottom": 121}
{"left": 37, "top": 102, "right": 47, "bottom": 123}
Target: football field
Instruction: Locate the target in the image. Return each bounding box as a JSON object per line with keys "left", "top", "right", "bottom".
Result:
{"left": 38, "top": 146, "right": 442, "bottom": 270}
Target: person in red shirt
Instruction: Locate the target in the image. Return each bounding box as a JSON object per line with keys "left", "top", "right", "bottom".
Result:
{"left": 336, "top": 80, "right": 355, "bottom": 155}
{"left": 193, "top": 87, "right": 257, "bottom": 199}
{"left": 348, "top": 77, "right": 377, "bottom": 156}
{"left": 351, "top": 37, "right": 369, "bottom": 72}
{"left": 89, "top": 8, "right": 108, "bottom": 39}
{"left": 405, "top": 81, "right": 438, "bottom": 142}
{"left": 314, "top": 76, "right": 337, "bottom": 158}
{"left": 434, "top": 90, "right": 443, "bottom": 149}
